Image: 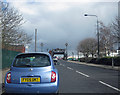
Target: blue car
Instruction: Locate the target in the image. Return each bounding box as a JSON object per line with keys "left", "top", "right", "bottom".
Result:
{"left": 4, "top": 52, "right": 59, "bottom": 94}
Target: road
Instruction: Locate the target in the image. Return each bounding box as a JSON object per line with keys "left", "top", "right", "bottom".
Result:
{"left": 55, "top": 60, "right": 120, "bottom": 94}
{"left": 1, "top": 60, "right": 119, "bottom": 94}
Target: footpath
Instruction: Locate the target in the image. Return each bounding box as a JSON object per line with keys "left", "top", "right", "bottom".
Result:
{"left": 0, "top": 68, "right": 10, "bottom": 83}
{"left": 0, "top": 68, "right": 10, "bottom": 94}
{"left": 68, "top": 61, "right": 120, "bottom": 71}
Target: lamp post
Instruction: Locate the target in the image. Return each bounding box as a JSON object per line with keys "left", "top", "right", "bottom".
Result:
{"left": 65, "top": 43, "right": 68, "bottom": 60}
{"left": 84, "top": 14, "right": 100, "bottom": 58}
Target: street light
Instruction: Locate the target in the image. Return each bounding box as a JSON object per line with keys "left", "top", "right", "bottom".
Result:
{"left": 84, "top": 14, "right": 100, "bottom": 58}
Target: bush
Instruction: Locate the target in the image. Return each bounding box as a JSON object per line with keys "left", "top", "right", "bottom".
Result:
{"left": 79, "top": 57, "right": 93, "bottom": 63}
{"left": 113, "top": 57, "right": 120, "bottom": 66}
{"left": 89, "top": 58, "right": 97, "bottom": 63}
{"left": 79, "top": 58, "right": 85, "bottom": 62}
{"left": 95, "top": 57, "right": 120, "bottom": 66}
{"left": 79, "top": 56, "right": 120, "bottom": 66}
{"left": 95, "top": 57, "right": 112, "bottom": 65}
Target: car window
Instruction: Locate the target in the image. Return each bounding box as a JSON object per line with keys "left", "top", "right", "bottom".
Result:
{"left": 13, "top": 54, "right": 51, "bottom": 67}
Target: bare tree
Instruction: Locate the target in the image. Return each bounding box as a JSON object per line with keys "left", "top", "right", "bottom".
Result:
{"left": 99, "top": 21, "right": 115, "bottom": 56}
{"left": 77, "top": 38, "right": 97, "bottom": 57}
{"left": 111, "top": 16, "right": 120, "bottom": 49}
{"left": 0, "top": 2, "right": 32, "bottom": 48}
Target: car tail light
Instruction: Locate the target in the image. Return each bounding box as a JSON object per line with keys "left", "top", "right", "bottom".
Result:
{"left": 6, "top": 72, "right": 11, "bottom": 83}
{"left": 51, "top": 71, "right": 56, "bottom": 82}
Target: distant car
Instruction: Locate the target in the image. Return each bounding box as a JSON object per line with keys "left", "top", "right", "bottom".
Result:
{"left": 4, "top": 52, "right": 59, "bottom": 94}
{"left": 53, "top": 56, "right": 58, "bottom": 63}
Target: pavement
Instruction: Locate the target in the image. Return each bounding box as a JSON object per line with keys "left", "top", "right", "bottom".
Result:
{"left": 0, "top": 68, "right": 10, "bottom": 94}
{"left": 68, "top": 60, "right": 120, "bottom": 71}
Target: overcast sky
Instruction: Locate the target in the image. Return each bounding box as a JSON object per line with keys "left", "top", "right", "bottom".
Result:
{"left": 5, "top": 0, "right": 119, "bottom": 55}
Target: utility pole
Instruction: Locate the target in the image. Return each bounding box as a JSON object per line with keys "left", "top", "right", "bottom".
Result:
{"left": 97, "top": 19, "right": 100, "bottom": 58}
{"left": 65, "top": 43, "right": 68, "bottom": 60}
{"left": 35, "top": 29, "right": 37, "bottom": 52}
{"left": 41, "top": 43, "right": 44, "bottom": 52}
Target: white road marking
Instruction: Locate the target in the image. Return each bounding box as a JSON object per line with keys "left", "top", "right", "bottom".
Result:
{"left": 99, "top": 81, "right": 120, "bottom": 92}
{"left": 76, "top": 71, "right": 90, "bottom": 78}
{"left": 61, "top": 64, "right": 65, "bottom": 66}
{"left": 67, "top": 67, "right": 73, "bottom": 70}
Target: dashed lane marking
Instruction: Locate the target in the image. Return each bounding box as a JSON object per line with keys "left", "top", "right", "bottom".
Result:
{"left": 76, "top": 70, "right": 90, "bottom": 78}
{"left": 67, "top": 67, "right": 73, "bottom": 70}
{"left": 99, "top": 81, "right": 120, "bottom": 92}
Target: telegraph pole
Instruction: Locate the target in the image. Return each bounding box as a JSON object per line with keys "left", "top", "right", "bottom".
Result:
{"left": 41, "top": 43, "right": 44, "bottom": 52}
{"left": 65, "top": 43, "right": 68, "bottom": 60}
{"left": 97, "top": 19, "right": 100, "bottom": 58}
{"left": 35, "top": 29, "right": 37, "bottom": 52}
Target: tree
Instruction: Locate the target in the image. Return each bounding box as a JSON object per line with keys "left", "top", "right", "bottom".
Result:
{"left": 0, "top": 2, "right": 32, "bottom": 48}
{"left": 111, "top": 16, "right": 120, "bottom": 49}
{"left": 99, "top": 21, "right": 115, "bottom": 56}
{"left": 77, "top": 38, "right": 97, "bottom": 57}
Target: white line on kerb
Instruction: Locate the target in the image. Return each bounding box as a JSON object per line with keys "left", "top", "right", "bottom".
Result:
{"left": 76, "top": 71, "right": 90, "bottom": 78}
{"left": 67, "top": 67, "right": 73, "bottom": 70}
{"left": 99, "top": 81, "right": 120, "bottom": 92}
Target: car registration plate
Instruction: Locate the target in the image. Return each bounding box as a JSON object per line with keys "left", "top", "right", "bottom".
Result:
{"left": 21, "top": 77, "right": 40, "bottom": 82}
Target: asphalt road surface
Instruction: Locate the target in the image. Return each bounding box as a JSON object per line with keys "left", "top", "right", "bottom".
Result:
{"left": 55, "top": 60, "right": 120, "bottom": 94}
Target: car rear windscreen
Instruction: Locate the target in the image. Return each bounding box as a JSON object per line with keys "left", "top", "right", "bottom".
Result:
{"left": 13, "top": 53, "right": 51, "bottom": 67}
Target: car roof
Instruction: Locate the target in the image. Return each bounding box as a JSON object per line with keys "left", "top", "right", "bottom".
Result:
{"left": 16, "top": 52, "right": 51, "bottom": 56}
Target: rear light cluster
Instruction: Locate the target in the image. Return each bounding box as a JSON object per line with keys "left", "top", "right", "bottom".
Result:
{"left": 6, "top": 72, "right": 11, "bottom": 83}
{"left": 51, "top": 71, "right": 56, "bottom": 82}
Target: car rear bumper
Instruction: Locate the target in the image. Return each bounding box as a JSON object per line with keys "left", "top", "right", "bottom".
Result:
{"left": 5, "top": 82, "right": 59, "bottom": 94}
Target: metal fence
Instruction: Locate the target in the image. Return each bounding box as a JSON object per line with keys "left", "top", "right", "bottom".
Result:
{"left": 2, "top": 49, "right": 20, "bottom": 69}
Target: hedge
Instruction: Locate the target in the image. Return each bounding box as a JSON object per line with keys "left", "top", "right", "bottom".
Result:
{"left": 79, "top": 56, "right": 120, "bottom": 66}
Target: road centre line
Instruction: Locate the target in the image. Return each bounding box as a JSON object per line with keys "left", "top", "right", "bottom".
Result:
{"left": 99, "top": 81, "right": 120, "bottom": 92}
{"left": 76, "top": 70, "right": 90, "bottom": 78}
{"left": 67, "top": 67, "right": 73, "bottom": 70}
{"left": 60, "top": 64, "right": 64, "bottom": 66}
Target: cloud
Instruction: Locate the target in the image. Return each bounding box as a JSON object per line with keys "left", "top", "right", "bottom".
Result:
{"left": 7, "top": 1, "right": 118, "bottom": 54}
{"left": 6, "top": 0, "right": 120, "bottom": 2}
